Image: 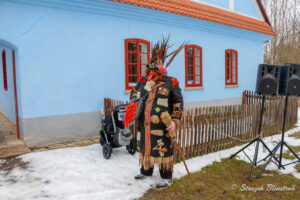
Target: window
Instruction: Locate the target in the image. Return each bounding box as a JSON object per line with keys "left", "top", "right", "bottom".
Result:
{"left": 125, "top": 39, "right": 150, "bottom": 90}
{"left": 225, "top": 49, "right": 238, "bottom": 85}
{"left": 185, "top": 45, "right": 203, "bottom": 87}
{"left": 2, "top": 50, "right": 7, "bottom": 91}
{"left": 229, "top": 0, "right": 234, "bottom": 10}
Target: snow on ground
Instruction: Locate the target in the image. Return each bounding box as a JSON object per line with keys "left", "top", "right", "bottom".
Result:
{"left": 1, "top": 110, "right": 300, "bottom": 200}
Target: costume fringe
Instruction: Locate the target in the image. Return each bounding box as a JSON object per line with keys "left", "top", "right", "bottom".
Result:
{"left": 139, "top": 153, "right": 174, "bottom": 172}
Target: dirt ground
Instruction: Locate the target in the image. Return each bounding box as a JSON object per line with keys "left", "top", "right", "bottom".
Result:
{"left": 0, "top": 158, "right": 29, "bottom": 177}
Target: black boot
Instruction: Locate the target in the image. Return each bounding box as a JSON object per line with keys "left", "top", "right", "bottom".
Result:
{"left": 134, "top": 174, "right": 148, "bottom": 180}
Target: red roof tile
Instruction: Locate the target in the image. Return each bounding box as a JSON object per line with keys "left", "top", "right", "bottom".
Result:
{"left": 110, "top": 0, "right": 276, "bottom": 37}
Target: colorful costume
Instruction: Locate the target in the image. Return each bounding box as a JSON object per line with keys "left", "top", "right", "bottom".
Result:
{"left": 130, "top": 71, "right": 183, "bottom": 178}
{"left": 127, "top": 36, "right": 186, "bottom": 188}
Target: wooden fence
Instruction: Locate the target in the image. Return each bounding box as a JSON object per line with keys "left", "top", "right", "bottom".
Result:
{"left": 104, "top": 92, "right": 298, "bottom": 162}
{"left": 104, "top": 98, "right": 129, "bottom": 116}
{"left": 242, "top": 90, "right": 281, "bottom": 104}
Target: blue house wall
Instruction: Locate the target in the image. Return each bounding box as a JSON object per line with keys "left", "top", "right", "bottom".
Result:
{"left": 0, "top": 0, "right": 272, "bottom": 146}
{"left": 193, "top": 0, "right": 262, "bottom": 19}
{"left": 235, "top": 0, "right": 261, "bottom": 19}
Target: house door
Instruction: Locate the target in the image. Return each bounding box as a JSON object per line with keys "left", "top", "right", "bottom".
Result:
{"left": 0, "top": 45, "right": 19, "bottom": 138}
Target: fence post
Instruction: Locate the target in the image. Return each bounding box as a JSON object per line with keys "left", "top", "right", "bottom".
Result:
{"left": 242, "top": 91, "right": 246, "bottom": 105}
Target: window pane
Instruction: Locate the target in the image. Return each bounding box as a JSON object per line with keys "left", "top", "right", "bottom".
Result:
{"left": 187, "top": 48, "right": 193, "bottom": 56}
{"left": 227, "top": 57, "right": 231, "bottom": 68}
{"left": 226, "top": 52, "right": 231, "bottom": 59}
{"left": 128, "top": 65, "right": 137, "bottom": 75}
{"left": 140, "top": 43, "right": 148, "bottom": 53}
{"left": 140, "top": 53, "right": 148, "bottom": 64}
{"left": 141, "top": 64, "right": 147, "bottom": 75}
{"left": 128, "top": 53, "right": 137, "bottom": 63}
{"left": 188, "top": 76, "right": 193, "bottom": 84}
{"left": 188, "top": 66, "right": 193, "bottom": 75}
{"left": 129, "top": 76, "right": 137, "bottom": 86}
{"left": 188, "top": 57, "right": 193, "bottom": 65}
{"left": 195, "top": 57, "right": 200, "bottom": 66}
{"left": 226, "top": 67, "right": 231, "bottom": 83}
{"left": 128, "top": 42, "right": 137, "bottom": 52}
{"left": 195, "top": 66, "right": 201, "bottom": 75}
{"left": 195, "top": 76, "right": 201, "bottom": 84}
{"left": 232, "top": 52, "right": 236, "bottom": 67}
{"left": 195, "top": 48, "right": 200, "bottom": 56}
{"left": 232, "top": 66, "right": 236, "bottom": 83}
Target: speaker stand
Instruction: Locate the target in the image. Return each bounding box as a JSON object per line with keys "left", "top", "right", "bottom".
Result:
{"left": 257, "top": 96, "right": 300, "bottom": 178}
{"left": 230, "top": 95, "right": 281, "bottom": 181}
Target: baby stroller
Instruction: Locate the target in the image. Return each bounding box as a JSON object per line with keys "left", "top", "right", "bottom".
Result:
{"left": 99, "top": 104, "right": 136, "bottom": 159}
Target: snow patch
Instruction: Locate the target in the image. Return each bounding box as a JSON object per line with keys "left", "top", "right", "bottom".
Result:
{"left": 1, "top": 109, "right": 300, "bottom": 200}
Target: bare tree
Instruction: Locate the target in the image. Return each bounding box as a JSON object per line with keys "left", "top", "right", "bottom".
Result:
{"left": 262, "top": 0, "right": 300, "bottom": 65}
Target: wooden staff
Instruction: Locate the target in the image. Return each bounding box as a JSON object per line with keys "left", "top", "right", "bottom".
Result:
{"left": 174, "top": 140, "right": 190, "bottom": 176}
{"left": 161, "top": 111, "right": 190, "bottom": 176}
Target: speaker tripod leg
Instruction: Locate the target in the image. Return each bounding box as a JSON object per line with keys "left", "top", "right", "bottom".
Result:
{"left": 277, "top": 96, "right": 289, "bottom": 169}
{"left": 229, "top": 138, "right": 258, "bottom": 159}
{"left": 278, "top": 140, "right": 285, "bottom": 169}
{"left": 258, "top": 139, "right": 283, "bottom": 168}
{"left": 249, "top": 139, "right": 260, "bottom": 181}
{"left": 257, "top": 142, "right": 281, "bottom": 178}
{"left": 284, "top": 142, "right": 300, "bottom": 161}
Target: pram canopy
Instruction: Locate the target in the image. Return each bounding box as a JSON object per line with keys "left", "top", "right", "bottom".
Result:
{"left": 103, "top": 104, "right": 127, "bottom": 133}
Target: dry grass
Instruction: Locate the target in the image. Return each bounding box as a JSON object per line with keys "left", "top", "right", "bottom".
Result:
{"left": 296, "top": 163, "right": 300, "bottom": 174}
{"left": 279, "top": 146, "right": 300, "bottom": 160}
{"left": 29, "top": 136, "right": 100, "bottom": 152}
{"left": 290, "top": 132, "right": 300, "bottom": 139}
{"left": 140, "top": 158, "right": 300, "bottom": 200}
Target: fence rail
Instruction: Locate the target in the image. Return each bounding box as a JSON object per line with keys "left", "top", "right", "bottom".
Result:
{"left": 104, "top": 91, "right": 298, "bottom": 162}
{"left": 104, "top": 98, "right": 129, "bottom": 116}
{"left": 242, "top": 90, "right": 286, "bottom": 104}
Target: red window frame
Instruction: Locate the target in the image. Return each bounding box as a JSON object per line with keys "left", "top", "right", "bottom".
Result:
{"left": 124, "top": 38, "right": 150, "bottom": 90}
{"left": 225, "top": 49, "right": 238, "bottom": 86}
{"left": 2, "top": 50, "right": 8, "bottom": 91}
{"left": 185, "top": 45, "right": 203, "bottom": 87}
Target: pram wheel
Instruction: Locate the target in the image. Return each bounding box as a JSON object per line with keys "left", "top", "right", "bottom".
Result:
{"left": 103, "top": 143, "right": 112, "bottom": 159}
{"left": 99, "top": 136, "right": 106, "bottom": 146}
{"left": 99, "top": 130, "right": 106, "bottom": 146}
{"left": 126, "top": 139, "right": 136, "bottom": 155}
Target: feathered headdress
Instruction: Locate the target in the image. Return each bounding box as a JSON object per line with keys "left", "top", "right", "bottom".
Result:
{"left": 147, "top": 35, "right": 187, "bottom": 70}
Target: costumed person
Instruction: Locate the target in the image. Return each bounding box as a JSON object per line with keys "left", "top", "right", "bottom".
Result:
{"left": 128, "top": 36, "right": 185, "bottom": 189}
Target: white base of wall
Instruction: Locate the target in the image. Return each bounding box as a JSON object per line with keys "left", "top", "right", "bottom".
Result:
{"left": 19, "top": 111, "right": 101, "bottom": 147}
{"left": 184, "top": 97, "right": 242, "bottom": 108}
{"left": 19, "top": 97, "right": 241, "bottom": 147}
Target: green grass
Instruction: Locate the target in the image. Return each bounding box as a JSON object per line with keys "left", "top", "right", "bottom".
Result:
{"left": 140, "top": 158, "right": 300, "bottom": 200}
{"left": 279, "top": 146, "right": 300, "bottom": 160}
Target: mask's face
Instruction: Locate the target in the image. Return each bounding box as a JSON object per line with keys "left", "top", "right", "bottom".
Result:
{"left": 149, "top": 69, "right": 159, "bottom": 82}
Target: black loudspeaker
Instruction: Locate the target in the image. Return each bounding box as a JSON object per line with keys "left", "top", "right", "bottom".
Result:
{"left": 255, "top": 64, "right": 280, "bottom": 95}
{"left": 278, "top": 63, "right": 300, "bottom": 96}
